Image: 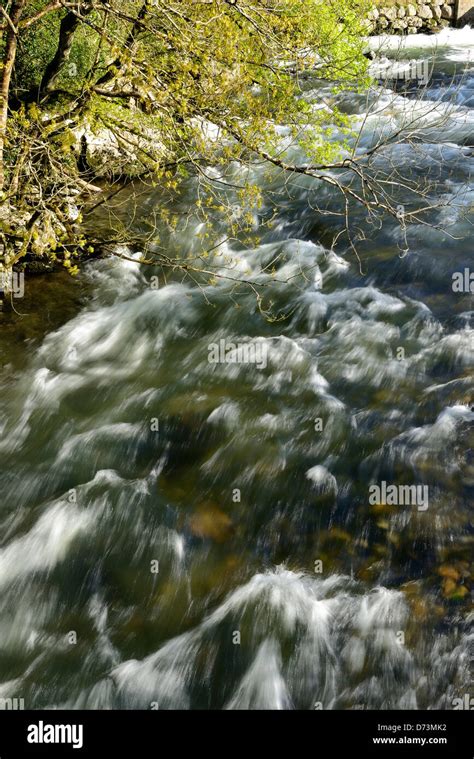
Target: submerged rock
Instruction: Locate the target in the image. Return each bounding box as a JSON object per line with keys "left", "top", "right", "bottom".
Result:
{"left": 189, "top": 502, "right": 234, "bottom": 543}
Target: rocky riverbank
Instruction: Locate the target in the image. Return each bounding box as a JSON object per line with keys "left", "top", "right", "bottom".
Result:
{"left": 368, "top": 0, "right": 456, "bottom": 33}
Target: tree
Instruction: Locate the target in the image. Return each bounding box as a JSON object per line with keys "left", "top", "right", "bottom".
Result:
{"left": 0, "top": 0, "right": 464, "bottom": 296}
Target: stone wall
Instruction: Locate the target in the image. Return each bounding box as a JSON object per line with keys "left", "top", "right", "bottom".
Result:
{"left": 367, "top": 0, "right": 456, "bottom": 34}
{"left": 456, "top": 0, "right": 474, "bottom": 23}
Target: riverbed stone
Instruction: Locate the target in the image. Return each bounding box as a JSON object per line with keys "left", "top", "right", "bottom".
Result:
{"left": 189, "top": 502, "right": 234, "bottom": 543}
{"left": 441, "top": 3, "right": 453, "bottom": 17}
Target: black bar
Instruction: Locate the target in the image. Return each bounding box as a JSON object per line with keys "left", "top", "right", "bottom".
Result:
{"left": 0, "top": 710, "right": 470, "bottom": 757}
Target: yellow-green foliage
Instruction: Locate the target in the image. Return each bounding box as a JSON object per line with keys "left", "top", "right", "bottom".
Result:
{"left": 3, "top": 0, "right": 372, "bottom": 270}
{"left": 129, "top": 0, "right": 371, "bottom": 167}
{"left": 14, "top": 0, "right": 371, "bottom": 167}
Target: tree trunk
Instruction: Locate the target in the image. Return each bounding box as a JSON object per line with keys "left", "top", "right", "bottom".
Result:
{"left": 39, "top": 3, "right": 93, "bottom": 97}
{"left": 0, "top": 0, "right": 26, "bottom": 193}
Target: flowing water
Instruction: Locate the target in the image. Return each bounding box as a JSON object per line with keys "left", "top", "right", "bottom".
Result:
{"left": 0, "top": 29, "right": 473, "bottom": 710}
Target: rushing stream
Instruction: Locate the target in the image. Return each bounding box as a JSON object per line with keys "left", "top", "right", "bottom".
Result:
{"left": 0, "top": 29, "right": 472, "bottom": 711}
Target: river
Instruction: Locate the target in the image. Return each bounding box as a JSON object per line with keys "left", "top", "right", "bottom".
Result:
{"left": 0, "top": 28, "right": 472, "bottom": 711}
